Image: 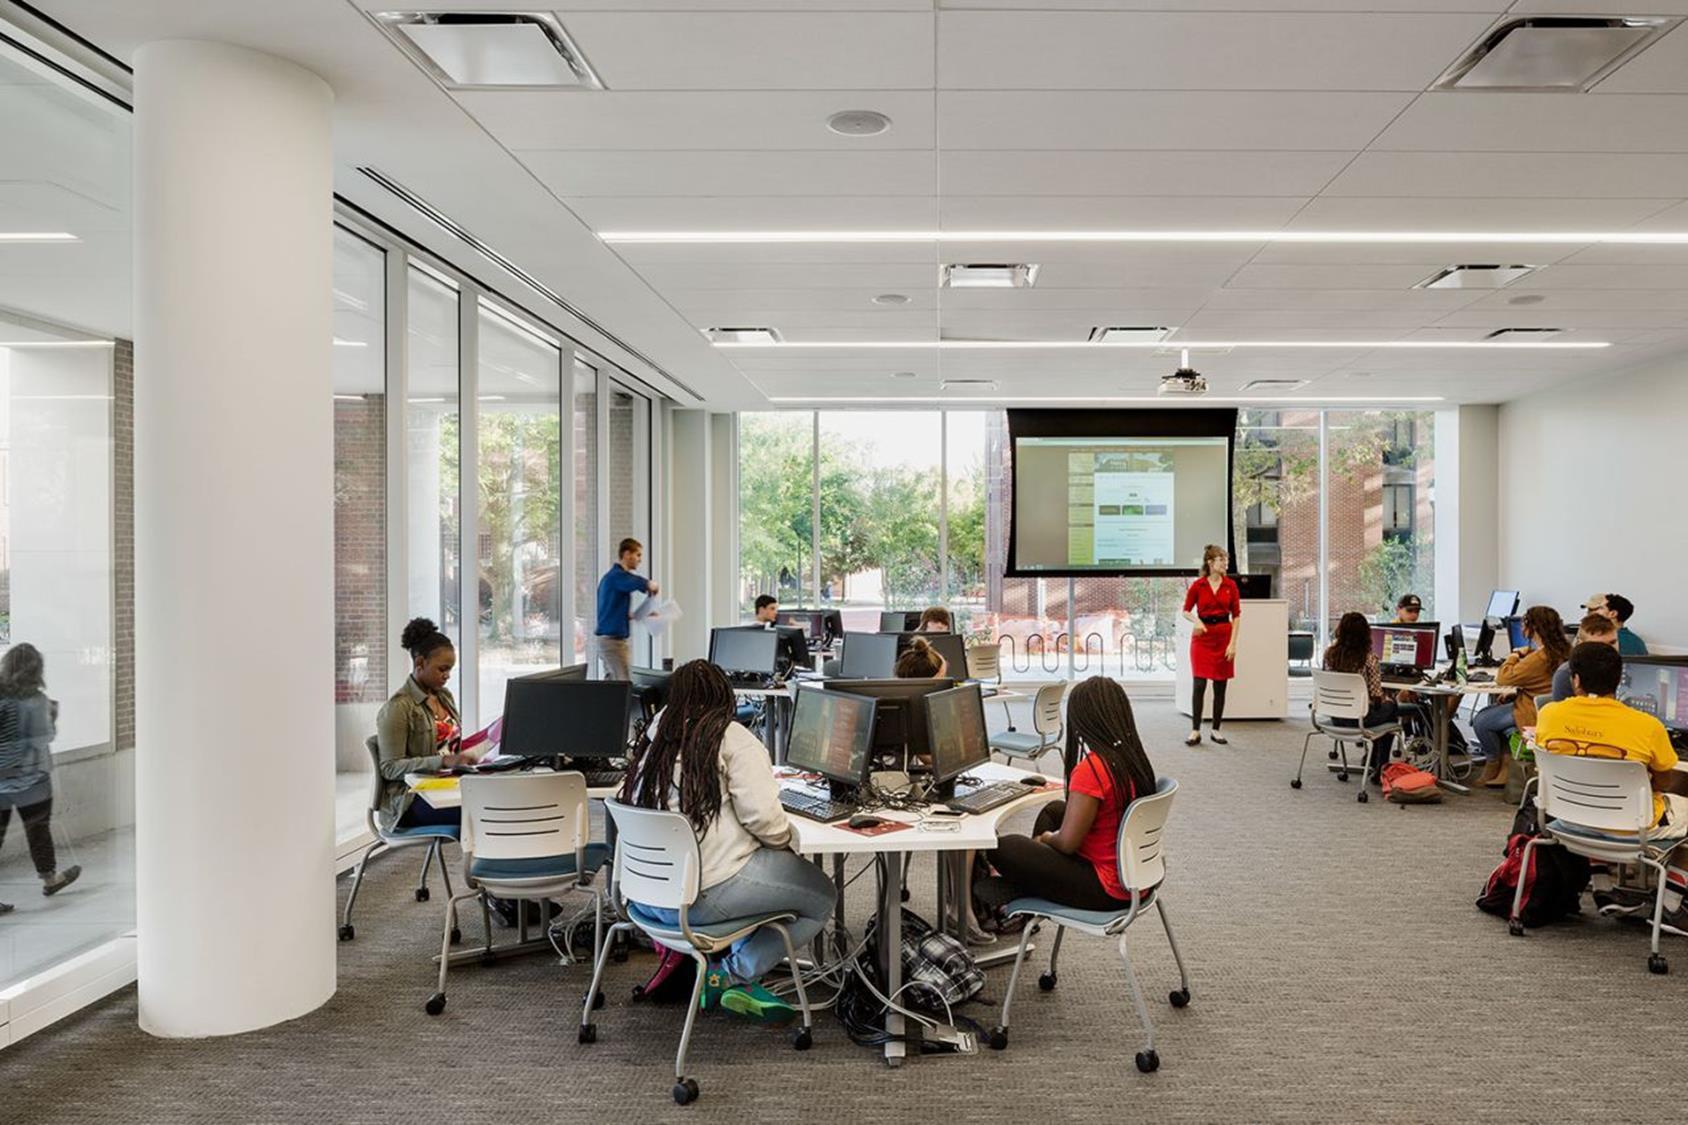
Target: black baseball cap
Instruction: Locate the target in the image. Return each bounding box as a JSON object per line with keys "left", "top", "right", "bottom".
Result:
{"left": 1396, "top": 594, "right": 1423, "bottom": 611}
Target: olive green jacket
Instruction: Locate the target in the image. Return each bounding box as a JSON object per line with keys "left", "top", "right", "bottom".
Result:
{"left": 373, "top": 676, "right": 459, "bottom": 829}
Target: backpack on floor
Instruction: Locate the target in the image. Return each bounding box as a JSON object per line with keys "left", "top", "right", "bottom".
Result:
{"left": 1381, "top": 762, "right": 1442, "bottom": 804}
{"left": 864, "top": 909, "right": 983, "bottom": 1013}
{"left": 1476, "top": 833, "right": 1590, "bottom": 927}
{"left": 631, "top": 942, "right": 698, "bottom": 1003}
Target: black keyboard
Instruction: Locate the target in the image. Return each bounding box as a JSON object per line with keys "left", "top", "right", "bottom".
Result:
{"left": 946, "top": 781, "right": 1031, "bottom": 816}
{"left": 468, "top": 756, "right": 531, "bottom": 774}
{"left": 779, "top": 789, "right": 854, "bottom": 823}
{"left": 578, "top": 769, "right": 626, "bottom": 789}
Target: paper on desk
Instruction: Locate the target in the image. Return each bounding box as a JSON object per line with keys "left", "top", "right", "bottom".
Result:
{"left": 634, "top": 596, "right": 682, "bottom": 636}
{"left": 412, "top": 777, "right": 460, "bottom": 792}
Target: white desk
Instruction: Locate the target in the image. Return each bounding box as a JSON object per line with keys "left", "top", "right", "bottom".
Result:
{"left": 1380, "top": 676, "right": 1515, "bottom": 794}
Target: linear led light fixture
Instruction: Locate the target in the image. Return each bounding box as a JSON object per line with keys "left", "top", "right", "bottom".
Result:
{"left": 599, "top": 229, "right": 1688, "bottom": 245}
{"left": 761, "top": 395, "right": 1446, "bottom": 405}
{"left": 713, "top": 339, "right": 1608, "bottom": 350}
{"left": 332, "top": 337, "right": 369, "bottom": 348}
{"left": 0, "top": 232, "right": 78, "bottom": 242}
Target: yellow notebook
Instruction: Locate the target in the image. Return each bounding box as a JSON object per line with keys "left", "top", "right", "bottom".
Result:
{"left": 412, "top": 777, "right": 460, "bottom": 792}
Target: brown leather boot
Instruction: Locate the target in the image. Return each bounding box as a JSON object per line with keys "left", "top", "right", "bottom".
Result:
{"left": 1483, "top": 754, "right": 1511, "bottom": 789}
{"left": 1478, "top": 756, "right": 1504, "bottom": 786}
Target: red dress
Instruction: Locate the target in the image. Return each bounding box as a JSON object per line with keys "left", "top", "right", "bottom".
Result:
{"left": 1184, "top": 576, "right": 1241, "bottom": 681}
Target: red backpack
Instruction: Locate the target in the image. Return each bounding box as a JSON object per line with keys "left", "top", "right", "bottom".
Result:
{"left": 1381, "top": 762, "right": 1442, "bottom": 804}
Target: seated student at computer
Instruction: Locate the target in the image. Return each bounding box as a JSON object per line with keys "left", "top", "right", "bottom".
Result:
{"left": 916, "top": 606, "right": 951, "bottom": 633}
{"left": 752, "top": 594, "right": 778, "bottom": 625}
{"left": 374, "top": 618, "right": 480, "bottom": 829}
{"left": 1584, "top": 592, "right": 1648, "bottom": 656}
{"left": 1469, "top": 605, "right": 1568, "bottom": 789}
{"left": 895, "top": 636, "right": 948, "bottom": 679}
{"left": 619, "top": 660, "right": 835, "bottom": 1024}
{"left": 1321, "top": 613, "right": 1403, "bottom": 785}
{"left": 973, "top": 677, "right": 1154, "bottom": 926}
{"left": 1551, "top": 613, "right": 1619, "bottom": 703}
{"left": 1393, "top": 593, "right": 1423, "bottom": 624}
{"left": 1386, "top": 593, "right": 1459, "bottom": 751}
{"left": 1535, "top": 642, "right": 1688, "bottom": 929}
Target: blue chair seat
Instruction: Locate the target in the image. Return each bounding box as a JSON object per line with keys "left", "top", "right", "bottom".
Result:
{"left": 989, "top": 732, "right": 1047, "bottom": 752}
{"left": 1545, "top": 818, "right": 1653, "bottom": 847}
{"left": 384, "top": 823, "right": 460, "bottom": 841}
{"left": 1005, "top": 887, "right": 1157, "bottom": 929}
{"left": 469, "top": 843, "right": 610, "bottom": 882}
{"left": 627, "top": 901, "right": 795, "bottom": 943}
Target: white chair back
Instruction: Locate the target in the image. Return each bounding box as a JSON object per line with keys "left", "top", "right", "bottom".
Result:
{"left": 1534, "top": 751, "right": 1654, "bottom": 836}
{"left": 605, "top": 799, "right": 702, "bottom": 912}
{"left": 364, "top": 736, "right": 385, "bottom": 814}
{"left": 1311, "top": 671, "right": 1370, "bottom": 722}
{"left": 1116, "top": 776, "right": 1178, "bottom": 893}
{"left": 461, "top": 772, "right": 590, "bottom": 862}
{"left": 1032, "top": 682, "right": 1067, "bottom": 736}
{"left": 967, "top": 641, "right": 1003, "bottom": 683}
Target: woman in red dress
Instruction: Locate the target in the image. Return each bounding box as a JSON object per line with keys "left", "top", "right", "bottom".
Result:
{"left": 1181, "top": 544, "right": 1242, "bottom": 746}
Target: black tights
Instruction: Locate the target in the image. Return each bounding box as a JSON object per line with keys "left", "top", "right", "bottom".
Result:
{"left": 0, "top": 797, "right": 56, "bottom": 877}
{"left": 1190, "top": 677, "right": 1228, "bottom": 731}
{"left": 980, "top": 802, "right": 1125, "bottom": 912}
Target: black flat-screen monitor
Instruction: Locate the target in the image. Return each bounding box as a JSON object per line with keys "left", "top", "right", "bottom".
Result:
{"left": 515, "top": 663, "right": 589, "bottom": 683}
{"left": 786, "top": 686, "right": 877, "bottom": 791}
{"left": 900, "top": 632, "right": 968, "bottom": 679}
{"left": 1616, "top": 657, "right": 1688, "bottom": 733}
{"left": 1486, "top": 589, "right": 1520, "bottom": 619}
{"left": 501, "top": 678, "right": 631, "bottom": 761}
{"left": 1006, "top": 408, "right": 1237, "bottom": 578}
{"left": 1371, "top": 622, "right": 1439, "bottom": 672}
{"left": 839, "top": 632, "right": 899, "bottom": 679}
{"left": 709, "top": 627, "right": 778, "bottom": 676}
{"left": 777, "top": 610, "right": 825, "bottom": 643}
{"left": 879, "top": 610, "right": 920, "bottom": 633}
{"left": 927, "top": 683, "right": 992, "bottom": 794}
{"left": 629, "top": 667, "right": 671, "bottom": 718}
{"left": 1447, "top": 623, "right": 1465, "bottom": 664}
{"left": 826, "top": 677, "right": 955, "bottom": 764}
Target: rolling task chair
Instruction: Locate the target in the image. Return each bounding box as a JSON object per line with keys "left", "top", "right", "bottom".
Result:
{"left": 989, "top": 681, "right": 1066, "bottom": 768}
{"left": 1293, "top": 671, "right": 1404, "bottom": 803}
{"left": 988, "top": 777, "right": 1191, "bottom": 1073}
{"left": 580, "top": 800, "right": 814, "bottom": 1106}
{"left": 966, "top": 640, "right": 1015, "bottom": 729}
{"left": 1511, "top": 750, "right": 1684, "bottom": 975}
{"left": 340, "top": 736, "right": 460, "bottom": 943}
{"left": 425, "top": 771, "right": 609, "bottom": 1016}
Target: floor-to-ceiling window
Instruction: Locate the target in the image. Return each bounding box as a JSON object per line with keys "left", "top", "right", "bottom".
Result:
{"left": 572, "top": 360, "right": 598, "bottom": 666}
{"left": 1325, "top": 410, "right": 1437, "bottom": 629}
{"left": 738, "top": 412, "right": 815, "bottom": 616}
{"left": 605, "top": 381, "right": 652, "bottom": 666}
{"left": 404, "top": 268, "right": 462, "bottom": 658}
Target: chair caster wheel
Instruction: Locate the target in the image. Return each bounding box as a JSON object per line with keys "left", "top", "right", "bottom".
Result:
{"left": 1357, "top": 790, "right": 1369, "bottom": 804}
{"left": 901, "top": 886, "right": 910, "bottom": 904}
{"left": 792, "top": 1027, "right": 812, "bottom": 1051}
{"left": 1169, "top": 988, "right": 1190, "bottom": 1008}
{"left": 1289, "top": 779, "right": 1302, "bottom": 790}
{"left": 578, "top": 1023, "right": 597, "bottom": 1044}
{"left": 1037, "top": 972, "right": 1057, "bottom": 992}
{"left": 591, "top": 991, "right": 606, "bottom": 1010}
{"left": 415, "top": 887, "right": 430, "bottom": 903}
{"left": 673, "top": 1077, "right": 699, "bottom": 1105}
{"left": 1135, "top": 1049, "right": 1160, "bottom": 1073}
{"left": 425, "top": 993, "right": 446, "bottom": 1016}
{"left": 987, "top": 1026, "right": 1007, "bottom": 1051}
{"left": 338, "top": 924, "right": 354, "bottom": 942}
{"left": 1649, "top": 953, "right": 1669, "bottom": 975}
{"left": 1508, "top": 920, "right": 1525, "bottom": 937}
{"left": 1328, "top": 749, "right": 1338, "bottom": 761}
{"left": 449, "top": 927, "right": 462, "bottom": 945}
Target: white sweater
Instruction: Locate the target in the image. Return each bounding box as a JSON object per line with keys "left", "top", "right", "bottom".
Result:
{"left": 636, "top": 716, "right": 793, "bottom": 891}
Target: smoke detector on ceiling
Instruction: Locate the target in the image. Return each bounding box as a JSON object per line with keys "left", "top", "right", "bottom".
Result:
{"left": 1433, "top": 16, "right": 1678, "bottom": 92}
{"left": 1159, "top": 350, "right": 1208, "bottom": 397}
{"left": 827, "top": 110, "right": 892, "bottom": 137}
{"left": 373, "top": 11, "right": 605, "bottom": 90}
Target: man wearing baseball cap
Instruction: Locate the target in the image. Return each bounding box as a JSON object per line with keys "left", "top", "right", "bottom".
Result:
{"left": 1583, "top": 593, "right": 1648, "bottom": 656}
{"left": 1394, "top": 594, "right": 1423, "bottom": 623}
{"left": 1388, "top": 593, "right": 1466, "bottom": 755}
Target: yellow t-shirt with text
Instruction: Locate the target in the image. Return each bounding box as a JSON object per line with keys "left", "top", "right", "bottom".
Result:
{"left": 1534, "top": 695, "right": 1679, "bottom": 826}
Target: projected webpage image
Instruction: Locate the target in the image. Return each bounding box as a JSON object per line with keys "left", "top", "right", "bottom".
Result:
{"left": 1015, "top": 436, "right": 1229, "bottom": 573}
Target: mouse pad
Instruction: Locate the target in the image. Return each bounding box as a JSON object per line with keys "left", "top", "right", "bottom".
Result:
{"left": 838, "top": 819, "right": 914, "bottom": 837}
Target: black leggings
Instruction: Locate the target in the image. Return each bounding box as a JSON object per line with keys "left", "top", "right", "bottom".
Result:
{"left": 1190, "top": 677, "right": 1228, "bottom": 731}
{"left": 0, "top": 797, "right": 56, "bottom": 877}
{"left": 980, "top": 801, "right": 1128, "bottom": 913}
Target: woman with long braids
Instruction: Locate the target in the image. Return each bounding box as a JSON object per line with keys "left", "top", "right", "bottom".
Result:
{"left": 620, "top": 660, "right": 836, "bottom": 1024}
{"left": 975, "top": 676, "right": 1158, "bottom": 921}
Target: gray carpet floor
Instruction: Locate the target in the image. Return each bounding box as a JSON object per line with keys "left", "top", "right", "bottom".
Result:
{"left": 6, "top": 702, "right": 1685, "bottom": 1124}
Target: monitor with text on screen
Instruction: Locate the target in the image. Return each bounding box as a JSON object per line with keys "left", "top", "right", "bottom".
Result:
{"left": 927, "top": 683, "right": 991, "bottom": 786}
{"left": 1371, "top": 623, "right": 1439, "bottom": 672}
{"left": 1007, "top": 408, "right": 1236, "bottom": 577}
{"left": 786, "top": 686, "right": 877, "bottom": 790}
{"left": 1616, "top": 657, "right": 1688, "bottom": 733}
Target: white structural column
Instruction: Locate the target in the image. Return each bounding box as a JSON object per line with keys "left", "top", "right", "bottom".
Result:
{"left": 133, "top": 41, "right": 336, "bottom": 1036}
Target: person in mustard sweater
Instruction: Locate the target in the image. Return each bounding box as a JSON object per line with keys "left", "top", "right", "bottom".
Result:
{"left": 1470, "top": 605, "right": 1568, "bottom": 788}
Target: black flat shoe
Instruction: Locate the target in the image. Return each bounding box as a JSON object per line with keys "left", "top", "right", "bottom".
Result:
{"left": 1209, "top": 731, "right": 1228, "bottom": 745}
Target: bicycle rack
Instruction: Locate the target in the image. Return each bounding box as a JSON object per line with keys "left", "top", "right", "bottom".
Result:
{"left": 1074, "top": 631, "right": 1104, "bottom": 673}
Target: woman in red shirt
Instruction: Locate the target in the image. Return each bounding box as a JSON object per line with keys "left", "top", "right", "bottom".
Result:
{"left": 1181, "top": 544, "right": 1241, "bottom": 746}
{"left": 976, "top": 677, "right": 1157, "bottom": 919}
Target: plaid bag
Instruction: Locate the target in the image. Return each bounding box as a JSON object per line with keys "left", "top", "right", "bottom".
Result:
{"left": 867, "top": 909, "right": 983, "bottom": 1012}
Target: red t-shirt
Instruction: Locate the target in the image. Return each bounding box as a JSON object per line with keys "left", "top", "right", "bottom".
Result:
{"left": 1069, "top": 754, "right": 1135, "bottom": 901}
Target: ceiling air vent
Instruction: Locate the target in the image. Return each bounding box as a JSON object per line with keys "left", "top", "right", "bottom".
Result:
{"left": 1433, "top": 17, "right": 1677, "bottom": 92}
{"left": 941, "top": 263, "right": 1039, "bottom": 289}
{"left": 1241, "top": 379, "right": 1306, "bottom": 392}
{"left": 1414, "top": 264, "right": 1539, "bottom": 290}
{"left": 373, "top": 11, "right": 605, "bottom": 90}
{"left": 1485, "top": 327, "right": 1563, "bottom": 341}
{"left": 706, "top": 327, "right": 782, "bottom": 344}
{"left": 941, "top": 379, "right": 998, "bottom": 392}
{"left": 1088, "top": 326, "right": 1173, "bottom": 343}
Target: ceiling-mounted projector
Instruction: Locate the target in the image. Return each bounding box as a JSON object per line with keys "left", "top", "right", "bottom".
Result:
{"left": 1158, "top": 349, "right": 1208, "bottom": 397}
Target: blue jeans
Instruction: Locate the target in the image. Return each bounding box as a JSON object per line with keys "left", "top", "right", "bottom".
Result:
{"left": 641, "top": 848, "right": 836, "bottom": 983}
{"left": 1471, "top": 701, "right": 1516, "bottom": 762}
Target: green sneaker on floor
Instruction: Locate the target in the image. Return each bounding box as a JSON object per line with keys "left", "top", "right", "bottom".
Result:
{"left": 720, "top": 982, "right": 795, "bottom": 1025}
{"left": 699, "top": 968, "right": 731, "bottom": 1011}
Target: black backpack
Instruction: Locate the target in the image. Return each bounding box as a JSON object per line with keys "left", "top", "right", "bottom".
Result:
{"left": 1476, "top": 832, "right": 1590, "bottom": 928}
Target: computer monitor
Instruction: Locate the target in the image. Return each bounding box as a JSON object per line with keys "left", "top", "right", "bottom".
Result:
{"left": 709, "top": 627, "right": 778, "bottom": 676}
{"left": 1370, "top": 622, "right": 1439, "bottom": 674}
{"left": 1616, "top": 657, "right": 1688, "bottom": 734}
{"left": 785, "top": 686, "right": 877, "bottom": 796}
{"left": 500, "top": 678, "right": 631, "bottom": 762}
{"left": 1505, "top": 615, "right": 1529, "bottom": 652}
{"left": 901, "top": 631, "right": 968, "bottom": 680}
{"left": 776, "top": 610, "right": 824, "bottom": 643}
{"left": 628, "top": 667, "right": 671, "bottom": 720}
{"left": 1474, "top": 619, "right": 1499, "bottom": 665}
{"left": 825, "top": 677, "right": 955, "bottom": 765}
{"left": 839, "top": 632, "right": 899, "bottom": 679}
{"left": 514, "top": 663, "right": 590, "bottom": 683}
{"left": 925, "top": 683, "right": 992, "bottom": 799}
{"left": 1234, "top": 573, "right": 1273, "bottom": 600}
{"left": 1446, "top": 623, "right": 1465, "bottom": 664}
{"left": 821, "top": 610, "right": 844, "bottom": 644}
{"left": 771, "top": 625, "right": 810, "bottom": 676}
{"left": 879, "top": 610, "right": 919, "bottom": 633}
{"left": 1486, "top": 589, "right": 1520, "bottom": 619}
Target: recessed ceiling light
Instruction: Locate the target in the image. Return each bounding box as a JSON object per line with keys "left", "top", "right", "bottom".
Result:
{"left": 872, "top": 293, "right": 910, "bottom": 306}
{"left": 373, "top": 11, "right": 604, "bottom": 90}
{"left": 1508, "top": 294, "right": 1547, "bottom": 306}
{"left": 600, "top": 229, "right": 1688, "bottom": 245}
{"left": 1415, "top": 264, "right": 1540, "bottom": 290}
{"left": 705, "top": 326, "right": 782, "bottom": 344}
{"left": 1089, "top": 326, "right": 1173, "bottom": 343}
{"left": 942, "top": 263, "right": 1039, "bottom": 289}
{"left": 826, "top": 110, "right": 891, "bottom": 137}
{"left": 0, "top": 232, "right": 78, "bottom": 243}
{"left": 711, "top": 338, "right": 1605, "bottom": 350}
{"left": 1485, "top": 327, "right": 1564, "bottom": 341}
{"left": 1434, "top": 16, "right": 1677, "bottom": 93}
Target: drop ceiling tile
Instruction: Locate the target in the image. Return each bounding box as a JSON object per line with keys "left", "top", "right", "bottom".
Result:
{"left": 1591, "top": 20, "right": 1688, "bottom": 93}
{"left": 1556, "top": 242, "right": 1688, "bottom": 265}
{"left": 938, "top": 150, "right": 1350, "bottom": 198}
{"left": 1031, "top": 258, "right": 1248, "bottom": 288}
{"left": 938, "top": 11, "right": 1493, "bottom": 91}
{"left": 1461, "top": 288, "right": 1688, "bottom": 311}
{"left": 1225, "top": 263, "right": 1453, "bottom": 289}
{"left": 682, "top": 309, "right": 941, "bottom": 330}
{"left": 939, "top": 240, "right": 1266, "bottom": 270}
{"left": 1323, "top": 151, "right": 1688, "bottom": 199}
{"left": 938, "top": 196, "right": 1308, "bottom": 229}
{"left": 668, "top": 287, "right": 940, "bottom": 311}
{"left": 1628, "top": 200, "right": 1688, "bottom": 230}
{"left": 1249, "top": 241, "right": 1588, "bottom": 266}
{"left": 1183, "top": 309, "right": 1445, "bottom": 330}
{"left": 1288, "top": 196, "right": 1677, "bottom": 232}
{"left": 1509, "top": 263, "right": 1688, "bottom": 289}
{"left": 613, "top": 243, "right": 940, "bottom": 266}
{"left": 455, "top": 91, "right": 937, "bottom": 150}
{"left": 1432, "top": 307, "right": 1688, "bottom": 329}
{"left": 937, "top": 286, "right": 1217, "bottom": 310}
{"left": 1372, "top": 92, "right": 1688, "bottom": 152}
{"left": 940, "top": 91, "right": 1415, "bottom": 150}
{"left": 1201, "top": 287, "right": 1486, "bottom": 312}
{"left": 633, "top": 261, "right": 936, "bottom": 289}
{"left": 522, "top": 150, "right": 936, "bottom": 197}
{"left": 566, "top": 195, "right": 938, "bottom": 231}
{"left": 561, "top": 12, "right": 934, "bottom": 90}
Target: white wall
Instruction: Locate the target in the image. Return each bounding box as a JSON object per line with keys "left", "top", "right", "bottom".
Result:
{"left": 1498, "top": 352, "right": 1688, "bottom": 651}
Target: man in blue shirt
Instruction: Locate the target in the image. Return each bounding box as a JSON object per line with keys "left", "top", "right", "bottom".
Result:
{"left": 595, "top": 537, "right": 658, "bottom": 681}
{"left": 1583, "top": 593, "right": 1648, "bottom": 656}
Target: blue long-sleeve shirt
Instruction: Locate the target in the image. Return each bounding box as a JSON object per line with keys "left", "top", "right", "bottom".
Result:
{"left": 595, "top": 564, "right": 651, "bottom": 638}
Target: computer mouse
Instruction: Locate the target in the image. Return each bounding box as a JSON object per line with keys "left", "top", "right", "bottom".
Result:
{"left": 1019, "top": 775, "right": 1047, "bottom": 786}
{"left": 847, "top": 814, "right": 885, "bottom": 829}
